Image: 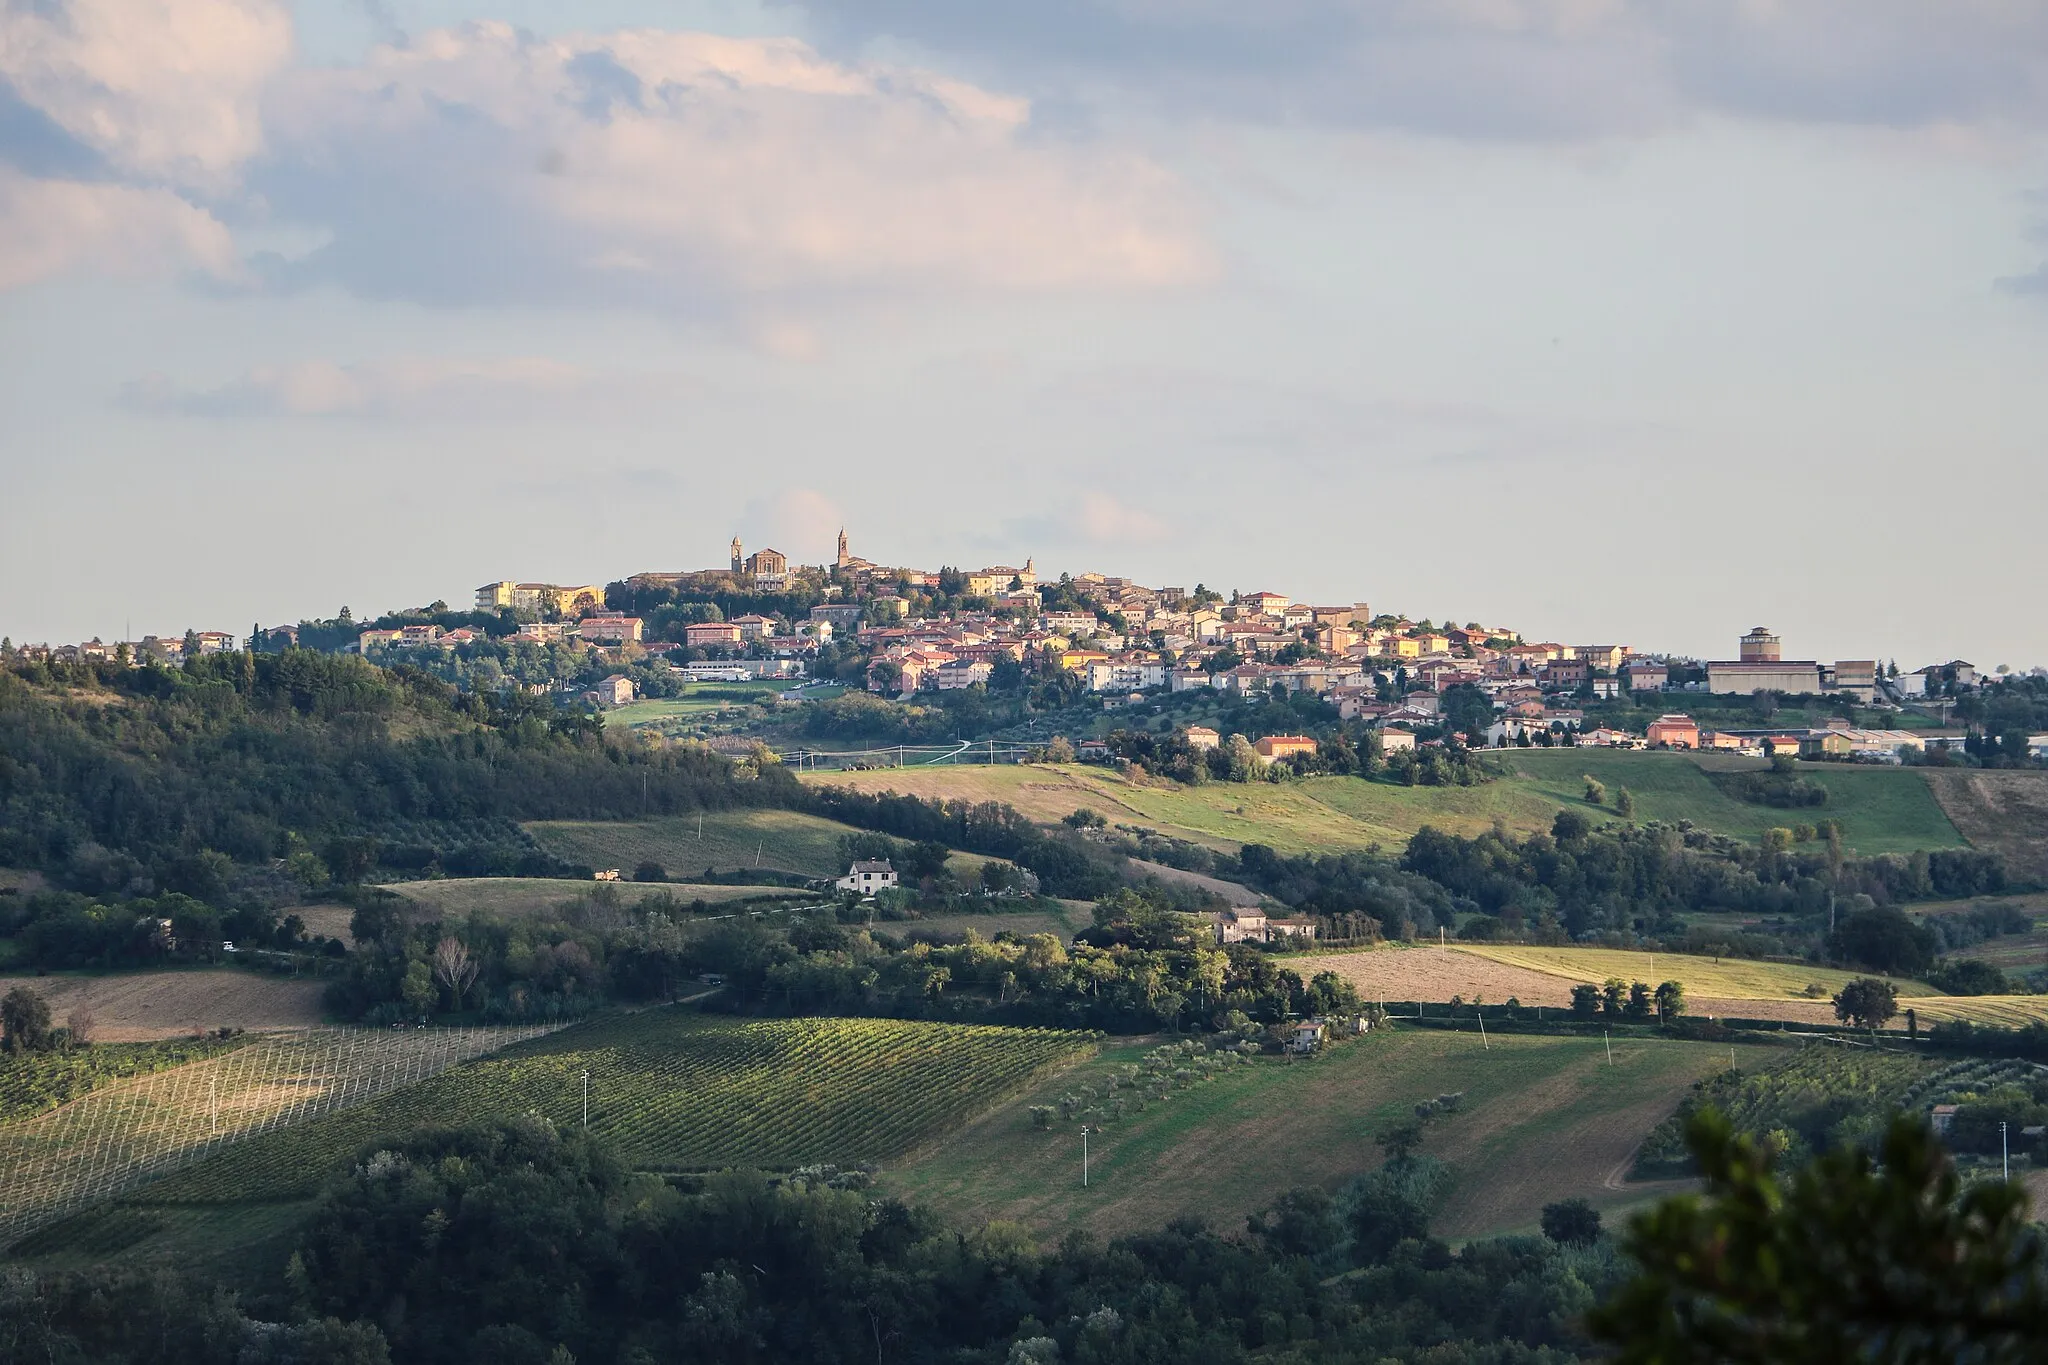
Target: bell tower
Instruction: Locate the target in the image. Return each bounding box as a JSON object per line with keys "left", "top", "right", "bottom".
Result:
{"left": 836, "top": 528, "right": 850, "bottom": 568}
{"left": 730, "top": 535, "right": 743, "bottom": 575}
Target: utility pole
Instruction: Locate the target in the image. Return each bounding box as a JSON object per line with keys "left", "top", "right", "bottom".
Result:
{"left": 582, "top": 1070, "right": 590, "bottom": 1130}
{"left": 1604, "top": 1031, "right": 1614, "bottom": 1067}
{"left": 1476, "top": 1009, "right": 1488, "bottom": 1050}
{"left": 2003, "top": 1120, "right": 2010, "bottom": 1182}
{"left": 1081, "top": 1125, "right": 1091, "bottom": 1187}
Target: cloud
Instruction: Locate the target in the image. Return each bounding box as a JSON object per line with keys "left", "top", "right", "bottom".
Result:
{"left": 247, "top": 23, "right": 1208, "bottom": 308}
{"left": 119, "top": 355, "right": 689, "bottom": 418}
{"left": 0, "top": 0, "right": 290, "bottom": 189}
{"left": 1996, "top": 263, "right": 2048, "bottom": 296}
{"left": 778, "top": 0, "right": 2048, "bottom": 138}
{"left": 1077, "top": 492, "right": 1166, "bottom": 545}
{"left": 0, "top": 4, "right": 1206, "bottom": 306}
{"left": 0, "top": 169, "right": 239, "bottom": 289}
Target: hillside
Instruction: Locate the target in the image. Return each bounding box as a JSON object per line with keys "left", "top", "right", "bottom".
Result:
{"left": 10, "top": 1011, "right": 1095, "bottom": 1268}
{"left": 0, "top": 655, "right": 809, "bottom": 895}
{"left": 803, "top": 752, "right": 1968, "bottom": 857}
{"left": 522, "top": 808, "right": 866, "bottom": 880}
{"left": 880, "top": 1026, "right": 1729, "bottom": 1243}
{"left": 1923, "top": 769, "right": 2048, "bottom": 884}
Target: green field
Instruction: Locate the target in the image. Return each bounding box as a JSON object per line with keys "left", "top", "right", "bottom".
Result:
{"left": 388, "top": 877, "right": 792, "bottom": 919}
{"left": 15, "top": 1012, "right": 1094, "bottom": 1267}
{"left": 881, "top": 1026, "right": 1731, "bottom": 1243}
{"left": 805, "top": 753, "right": 1966, "bottom": 857}
{"left": 1500, "top": 751, "right": 1964, "bottom": 855}
{"left": 603, "top": 682, "right": 791, "bottom": 729}
{"left": 525, "top": 807, "right": 866, "bottom": 879}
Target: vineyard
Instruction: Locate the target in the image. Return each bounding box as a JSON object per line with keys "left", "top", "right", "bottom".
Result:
{"left": 0, "top": 1035, "right": 249, "bottom": 1124}
{"left": 0, "top": 1023, "right": 560, "bottom": 1250}
{"left": 1633, "top": 1045, "right": 1932, "bottom": 1177}
{"left": 62, "top": 1013, "right": 1096, "bottom": 1226}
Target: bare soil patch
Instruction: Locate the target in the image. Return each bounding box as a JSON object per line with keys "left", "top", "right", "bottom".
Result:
{"left": 0, "top": 971, "right": 327, "bottom": 1041}
{"left": 1923, "top": 769, "right": 2048, "bottom": 883}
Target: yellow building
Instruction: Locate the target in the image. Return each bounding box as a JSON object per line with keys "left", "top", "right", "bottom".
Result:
{"left": 475, "top": 582, "right": 608, "bottom": 616}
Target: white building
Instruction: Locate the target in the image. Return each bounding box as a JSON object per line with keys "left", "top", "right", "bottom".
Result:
{"left": 836, "top": 860, "right": 899, "bottom": 894}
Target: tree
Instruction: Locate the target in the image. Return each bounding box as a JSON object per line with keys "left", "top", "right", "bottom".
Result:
{"left": 1, "top": 986, "right": 53, "bottom": 1053}
{"left": 1833, "top": 976, "right": 1898, "bottom": 1029}
{"left": 400, "top": 960, "right": 435, "bottom": 1016}
{"left": 1831, "top": 905, "right": 1936, "bottom": 975}
{"left": 1541, "top": 1197, "right": 1602, "bottom": 1247}
{"left": 1654, "top": 980, "right": 1685, "bottom": 1022}
{"left": 1570, "top": 983, "right": 1602, "bottom": 1019}
{"left": 432, "top": 937, "right": 480, "bottom": 1010}
{"left": 1591, "top": 1109, "right": 2048, "bottom": 1362}
{"left": 1376, "top": 1120, "right": 1425, "bottom": 1163}
{"left": 1625, "top": 980, "right": 1654, "bottom": 1021}
{"left": 1552, "top": 809, "right": 1591, "bottom": 844}
{"left": 1615, "top": 786, "right": 1637, "bottom": 819}
{"left": 1584, "top": 776, "right": 1607, "bottom": 806}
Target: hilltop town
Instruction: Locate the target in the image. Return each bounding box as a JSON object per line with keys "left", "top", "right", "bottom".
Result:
{"left": 8, "top": 529, "right": 2033, "bottom": 766}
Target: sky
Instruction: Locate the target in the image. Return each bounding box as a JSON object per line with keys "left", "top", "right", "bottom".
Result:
{"left": 2, "top": 0, "right": 2045, "bottom": 667}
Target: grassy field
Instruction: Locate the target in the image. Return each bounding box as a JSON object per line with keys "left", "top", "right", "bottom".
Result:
{"left": 388, "top": 877, "right": 792, "bottom": 919}
{"left": 1456, "top": 945, "right": 1942, "bottom": 1002}
{"left": 880, "top": 1026, "right": 1729, "bottom": 1243}
{"left": 1298, "top": 944, "right": 2048, "bottom": 1028}
{"left": 524, "top": 807, "right": 865, "bottom": 879}
{"left": 603, "top": 682, "right": 790, "bottom": 729}
{"left": 1498, "top": 751, "right": 1963, "bottom": 855}
{"left": 803, "top": 754, "right": 1966, "bottom": 857}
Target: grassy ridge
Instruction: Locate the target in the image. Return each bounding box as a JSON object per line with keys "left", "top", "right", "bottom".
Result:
{"left": 881, "top": 1026, "right": 1730, "bottom": 1243}
{"left": 803, "top": 755, "right": 1966, "bottom": 858}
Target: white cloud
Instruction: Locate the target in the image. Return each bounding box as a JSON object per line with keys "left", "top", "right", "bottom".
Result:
{"left": 1077, "top": 491, "right": 1166, "bottom": 545}
{"left": 119, "top": 355, "right": 680, "bottom": 418}
{"left": 783, "top": 0, "right": 2048, "bottom": 137}
{"left": 0, "top": 0, "right": 290, "bottom": 189}
{"left": 0, "top": 169, "right": 239, "bottom": 288}
{"left": 251, "top": 23, "right": 1209, "bottom": 306}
